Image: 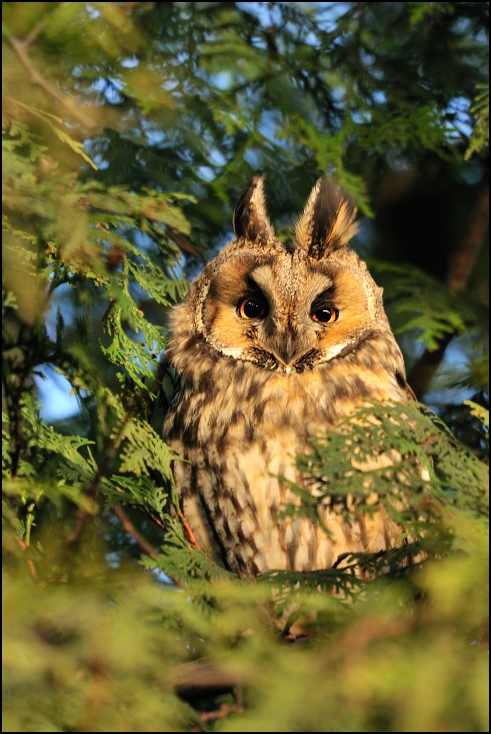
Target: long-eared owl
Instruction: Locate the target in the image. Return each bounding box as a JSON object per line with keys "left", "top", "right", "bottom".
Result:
{"left": 163, "top": 177, "right": 415, "bottom": 581}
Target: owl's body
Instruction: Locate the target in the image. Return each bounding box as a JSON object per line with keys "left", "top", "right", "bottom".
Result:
{"left": 164, "top": 178, "right": 414, "bottom": 581}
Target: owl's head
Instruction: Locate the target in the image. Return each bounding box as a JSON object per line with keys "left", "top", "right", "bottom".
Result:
{"left": 170, "top": 177, "right": 392, "bottom": 375}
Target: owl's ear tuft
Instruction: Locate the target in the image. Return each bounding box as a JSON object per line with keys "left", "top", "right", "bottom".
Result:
{"left": 295, "top": 178, "right": 358, "bottom": 259}
{"left": 233, "top": 176, "right": 275, "bottom": 243}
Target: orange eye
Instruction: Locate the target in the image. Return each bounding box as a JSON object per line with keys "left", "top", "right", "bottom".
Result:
{"left": 312, "top": 307, "right": 338, "bottom": 324}
{"left": 238, "top": 298, "right": 267, "bottom": 319}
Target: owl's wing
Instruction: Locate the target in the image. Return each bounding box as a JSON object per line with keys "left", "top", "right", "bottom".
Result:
{"left": 170, "top": 447, "right": 228, "bottom": 568}
{"left": 405, "top": 382, "right": 417, "bottom": 401}
{"left": 398, "top": 372, "right": 417, "bottom": 401}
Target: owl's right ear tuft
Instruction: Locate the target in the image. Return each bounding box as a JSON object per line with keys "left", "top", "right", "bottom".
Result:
{"left": 233, "top": 176, "right": 275, "bottom": 243}
{"left": 295, "top": 178, "right": 358, "bottom": 259}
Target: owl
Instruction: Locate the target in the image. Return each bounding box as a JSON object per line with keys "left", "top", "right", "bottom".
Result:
{"left": 163, "top": 176, "right": 415, "bottom": 582}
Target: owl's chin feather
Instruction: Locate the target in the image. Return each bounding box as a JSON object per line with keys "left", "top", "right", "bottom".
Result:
{"left": 214, "top": 336, "right": 369, "bottom": 374}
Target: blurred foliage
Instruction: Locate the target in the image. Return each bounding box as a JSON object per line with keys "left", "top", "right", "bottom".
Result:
{"left": 2, "top": 2, "right": 489, "bottom": 732}
{"left": 466, "top": 83, "right": 489, "bottom": 160}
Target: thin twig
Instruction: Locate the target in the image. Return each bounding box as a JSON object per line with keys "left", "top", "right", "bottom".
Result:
{"left": 138, "top": 506, "right": 167, "bottom": 531}
{"left": 9, "top": 36, "right": 96, "bottom": 129}
{"left": 166, "top": 226, "right": 206, "bottom": 263}
{"left": 407, "top": 333, "right": 455, "bottom": 401}
{"left": 113, "top": 505, "right": 157, "bottom": 557}
{"left": 178, "top": 510, "right": 201, "bottom": 549}
{"left": 200, "top": 703, "right": 244, "bottom": 723}
{"left": 14, "top": 536, "right": 37, "bottom": 577}
{"left": 66, "top": 507, "right": 90, "bottom": 545}
{"left": 67, "top": 358, "right": 170, "bottom": 545}
{"left": 66, "top": 408, "right": 135, "bottom": 546}
{"left": 113, "top": 505, "right": 184, "bottom": 588}
{"left": 22, "top": 3, "right": 71, "bottom": 48}
{"left": 86, "top": 413, "right": 133, "bottom": 497}
{"left": 15, "top": 535, "right": 27, "bottom": 552}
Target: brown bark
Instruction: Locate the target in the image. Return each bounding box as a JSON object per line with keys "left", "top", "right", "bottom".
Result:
{"left": 408, "top": 177, "right": 489, "bottom": 399}
{"left": 447, "top": 181, "right": 489, "bottom": 295}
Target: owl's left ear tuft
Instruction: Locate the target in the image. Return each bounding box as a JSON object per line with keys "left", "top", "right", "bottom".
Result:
{"left": 295, "top": 178, "right": 358, "bottom": 259}
{"left": 233, "top": 176, "right": 275, "bottom": 244}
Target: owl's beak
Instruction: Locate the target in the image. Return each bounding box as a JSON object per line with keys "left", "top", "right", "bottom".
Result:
{"left": 265, "top": 324, "right": 314, "bottom": 368}
{"left": 272, "top": 329, "right": 297, "bottom": 366}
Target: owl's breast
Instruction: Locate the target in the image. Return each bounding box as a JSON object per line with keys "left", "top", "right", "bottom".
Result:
{"left": 166, "top": 365, "right": 331, "bottom": 450}
{"left": 165, "top": 337, "right": 409, "bottom": 473}
{"left": 163, "top": 346, "right": 407, "bottom": 579}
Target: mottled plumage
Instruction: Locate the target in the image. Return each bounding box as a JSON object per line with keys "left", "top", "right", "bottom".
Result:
{"left": 163, "top": 177, "right": 415, "bottom": 581}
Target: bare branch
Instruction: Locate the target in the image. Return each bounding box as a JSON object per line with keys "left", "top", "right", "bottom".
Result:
{"left": 9, "top": 36, "right": 96, "bottom": 129}
{"left": 200, "top": 703, "right": 244, "bottom": 723}
{"left": 67, "top": 361, "right": 169, "bottom": 546}
{"left": 66, "top": 507, "right": 90, "bottom": 545}
{"left": 14, "top": 536, "right": 37, "bottom": 577}
{"left": 408, "top": 333, "right": 454, "bottom": 401}
{"left": 172, "top": 659, "right": 243, "bottom": 702}
{"left": 137, "top": 505, "right": 167, "bottom": 531}
{"left": 113, "top": 505, "right": 157, "bottom": 557}
{"left": 178, "top": 509, "right": 201, "bottom": 549}
{"left": 447, "top": 180, "right": 489, "bottom": 294}
{"left": 408, "top": 176, "right": 489, "bottom": 398}
{"left": 22, "top": 3, "right": 71, "bottom": 48}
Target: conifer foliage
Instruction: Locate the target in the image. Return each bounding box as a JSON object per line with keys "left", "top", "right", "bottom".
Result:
{"left": 2, "top": 3, "right": 489, "bottom": 731}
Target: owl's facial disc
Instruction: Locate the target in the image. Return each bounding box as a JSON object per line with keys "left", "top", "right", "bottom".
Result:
{"left": 201, "top": 254, "right": 375, "bottom": 372}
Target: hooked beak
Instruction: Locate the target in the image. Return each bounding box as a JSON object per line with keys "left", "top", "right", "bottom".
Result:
{"left": 269, "top": 327, "right": 309, "bottom": 367}
{"left": 276, "top": 331, "right": 295, "bottom": 365}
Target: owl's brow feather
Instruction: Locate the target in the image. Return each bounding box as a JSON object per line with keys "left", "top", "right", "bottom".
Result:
{"left": 310, "top": 285, "right": 337, "bottom": 312}
{"left": 242, "top": 274, "right": 269, "bottom": 303}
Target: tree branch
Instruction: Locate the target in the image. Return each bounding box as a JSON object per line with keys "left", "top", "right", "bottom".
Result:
{"left": 199, "top": 703, "right": 244, "bottom": 723}
{"left": 9, "top": 36, "right": 96, "bottom": 129}
{"left": 22, "top": 3, "right": 71, "bottom": 49}
{"left": 113, "top": 505, "right": 157, "bottom": 557}
{"left": 408, "top": 176, "right": 489, "bottom": 399}
{"left": 172, "top": 659, "right": 243, "bottom": 702}
{"left": 67, "top": 358, "right": 171, "bottom": 546}
{"left": 447, "top": 180, "right": 489, "bottom": 294}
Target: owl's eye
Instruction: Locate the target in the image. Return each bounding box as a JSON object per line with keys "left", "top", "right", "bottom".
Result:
{"left": 311, "top": 307, "right": 338, "bottom": 324}
{"left": 238, "top": 298, "right": 267, "bottom": 320}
